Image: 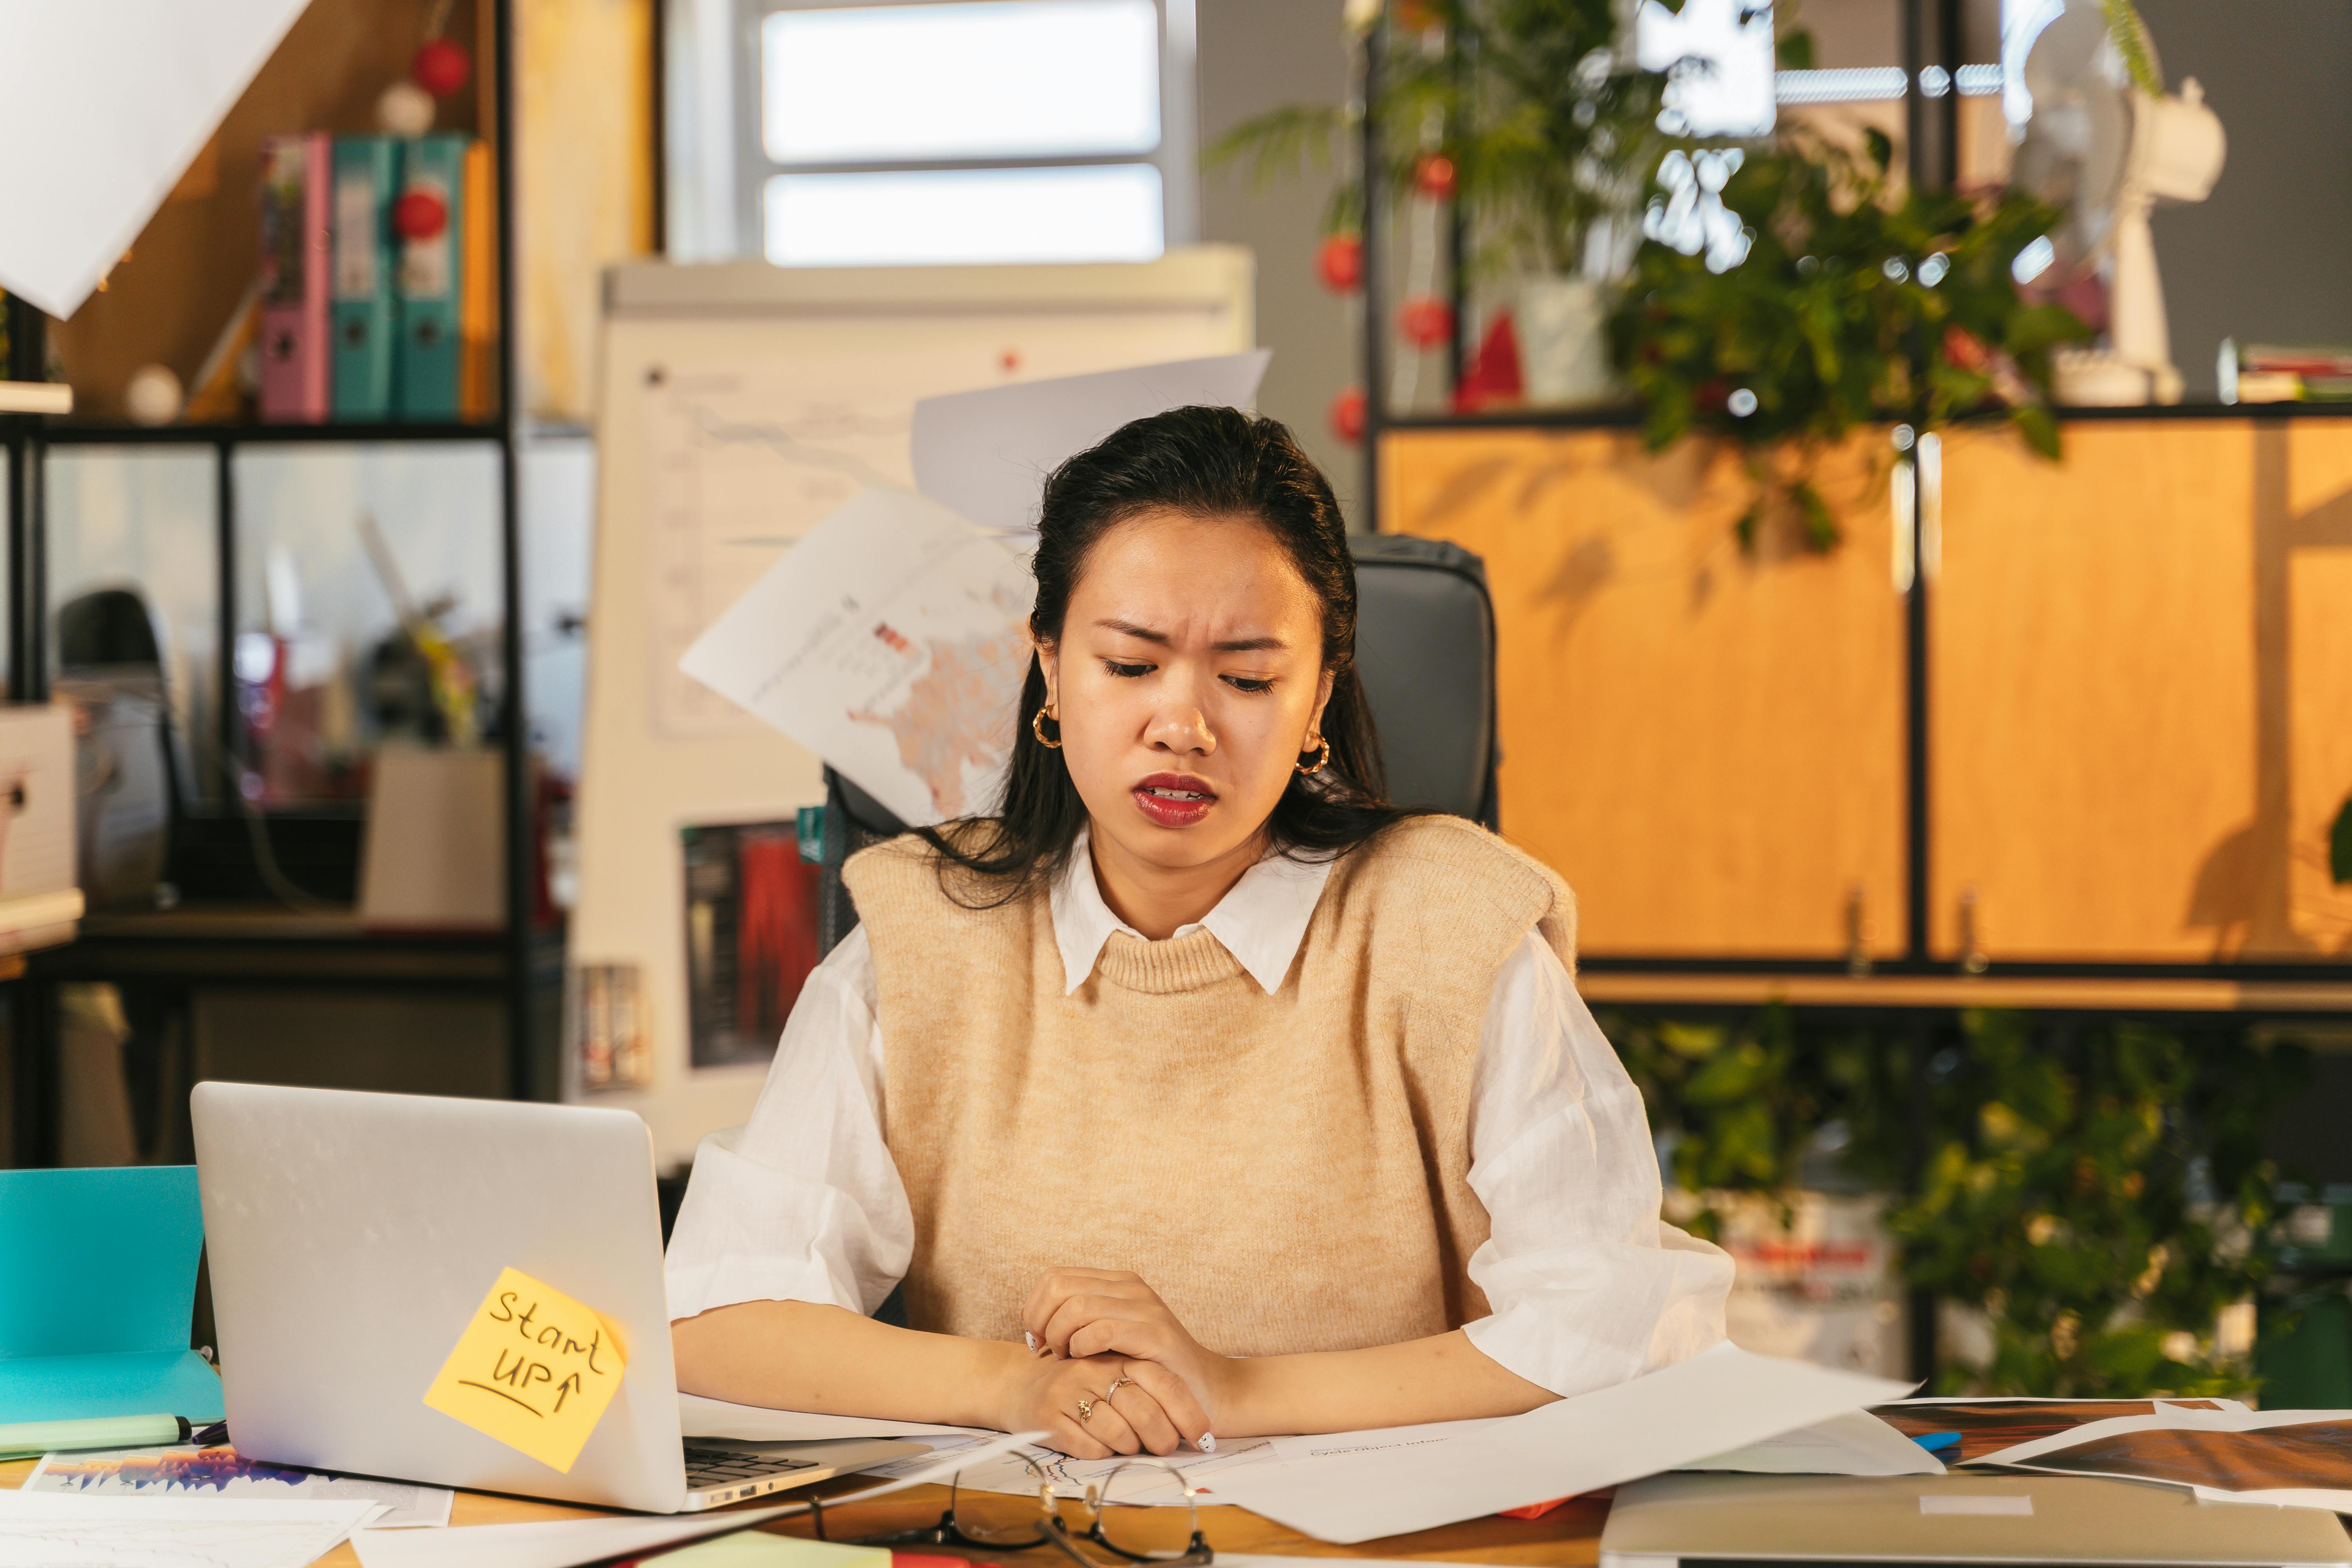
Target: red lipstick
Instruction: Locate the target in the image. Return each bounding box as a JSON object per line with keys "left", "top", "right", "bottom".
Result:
{"left": 1132, "top": 772, "right": 1218, "bottom": 829}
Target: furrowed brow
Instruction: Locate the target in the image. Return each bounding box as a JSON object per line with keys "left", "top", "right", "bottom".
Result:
{"left": 1095, "top": 618, "right": 1171, "bottom": 646}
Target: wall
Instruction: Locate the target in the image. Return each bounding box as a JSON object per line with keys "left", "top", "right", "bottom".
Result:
{"left": 1196, "top": 0, "right": 1365, "bottom": 525}
{"left": 2136, "top": 0, "right": 2352, "bottom": 401}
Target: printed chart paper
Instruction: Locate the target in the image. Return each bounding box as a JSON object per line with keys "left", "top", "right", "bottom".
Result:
{"left": 679, "top": 487, "right": 1035, "bottom": 827}
{"left": 0, "top": 1490, "right": 379, "bottom": 1568}
{"left": 27, "top": 1443, "right": 452, "bottom": 1526}
{"left": 421, "top": 1266, "right": 626, "bottom": 1474}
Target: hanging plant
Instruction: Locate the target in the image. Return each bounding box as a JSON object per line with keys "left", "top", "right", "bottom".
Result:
{"left": 1609, "top": 129, "right": 2090, "bottom": 550}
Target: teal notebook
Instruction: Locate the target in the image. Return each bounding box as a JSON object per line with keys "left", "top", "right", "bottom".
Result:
{"left": 393, "top": 133, "right": 467, "bottom": 420}
{"left": 0, "top": 1166, "right": 224, "bottom": 1423}
{"left": 330, "top": 136, "right": 399, "bottom": 420}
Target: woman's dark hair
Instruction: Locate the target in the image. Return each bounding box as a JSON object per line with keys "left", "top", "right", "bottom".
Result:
{"left": 919, "top": 404, "right": 1423, "bottom": 900}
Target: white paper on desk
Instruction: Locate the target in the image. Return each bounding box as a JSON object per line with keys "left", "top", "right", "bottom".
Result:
{"left": 679, "top": 486, "right": 1035, "bottom": 828}
{"left": 1680, "top": 1408, "right": 1943, "bottom": 1476}
{"left": 0, "top": 0, "right": 310, "bottom": 317}
{"left": 347, "top": 1430, "right": 1049, "bottom": 1568}
{"left": 0, "top": 1489, "right": 380, "bottom": 1568}
{"left": 1207, "top": 1343, "right": 1912, "bottom": 1544}
{"left": 1264, "top": 1415, "right": 1508, "bottom": 1463}
{"left": 27, "top": 1441, "right": 454, "bottom": 1526}
{"left": 910, "top": 352, "right": 1272, "bottom": 541}
{"left": 1971, "top": 1403, "right": 2352, "bottom": 1514}
{"left": 679, "top": 1391, "right": 988, "bottom": 1442}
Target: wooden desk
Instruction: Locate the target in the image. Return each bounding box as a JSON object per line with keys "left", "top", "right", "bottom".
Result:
{"left": 2, "top": 1457, "right": 1611, "bottom": 1566}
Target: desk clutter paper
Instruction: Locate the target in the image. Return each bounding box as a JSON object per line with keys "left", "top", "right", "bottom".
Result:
{"left": 421, "top": 1267, "right": 625, "bottom": 1475}
{"left": 27, "top": 1441, "right": 452, "bottom": 1526}
{"left": 1967, "top": 1403, "right": 2352, "bottom": 1514}
{"left": 1203, "top": 1343, "right": 1911, "bottom": 1543}
{"left": 0, "top": 1488, "right": 381, "bottom": 1568}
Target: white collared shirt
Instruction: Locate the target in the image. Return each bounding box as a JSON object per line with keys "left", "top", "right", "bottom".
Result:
{"left": 663, "top": 831, "right": 1733, "bottom": 1399}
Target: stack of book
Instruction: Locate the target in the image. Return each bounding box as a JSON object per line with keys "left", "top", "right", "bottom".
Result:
{"left": 256, "top": 132, "right": 497, "bottom": 424}
{"left": 2220, "top": 341, "right": 2352, "bottom": 405}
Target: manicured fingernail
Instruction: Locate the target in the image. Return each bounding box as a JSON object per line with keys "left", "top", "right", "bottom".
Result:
{"left": 1024, "top": 1332, "right": 1038, "bottom": 1353}
{"left": 1200, "top": 1433, "right": 1216, "bottom": 1454}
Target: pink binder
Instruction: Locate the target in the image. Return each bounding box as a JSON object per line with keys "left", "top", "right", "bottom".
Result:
{"left": 258, "top": 132, "right": 330, "bottom": 423}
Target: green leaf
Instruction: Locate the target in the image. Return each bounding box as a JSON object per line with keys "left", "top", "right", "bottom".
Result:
{"left": 1865, "top": 128, "right": 1895, "bottom": 174}
{"left": 1777, "top": 27, "right": 1817, "bottom": 70}
{"left": 1794, "top": 481, "right": 1839, "bottom": 551}
{"left": 2014, "top": 404, "right": 2062, "bottom": 460}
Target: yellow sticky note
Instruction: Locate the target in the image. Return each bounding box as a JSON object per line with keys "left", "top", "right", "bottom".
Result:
{"left": 422, "top": 1266, "right": 626, "bottom": 1473}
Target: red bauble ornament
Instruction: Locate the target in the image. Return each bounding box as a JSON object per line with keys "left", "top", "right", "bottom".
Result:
{"left": 394, "top": 188, "right": 450, "bottom": 242}
{"left": 1315, "top": 233, "right": 1363, "bottom": 294}
{"left": 413, "top": 37, "right": 471, "bottom": 97}
{"left": 1397, "top": 294, "right": 1454, "bottom": 349}
{"left": 1330, "top": 386, "right": 1368, "bottom": 445}
{"left": 1414, "top": 153, "right": 1457, "bottom": 200}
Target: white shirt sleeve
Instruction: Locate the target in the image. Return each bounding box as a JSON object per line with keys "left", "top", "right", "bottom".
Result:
{"left": 1460, "top": 931, "right": 1735, "bottom": 1397}
{"left": 662, "top": 925, "right": 915, "bottom": 1323}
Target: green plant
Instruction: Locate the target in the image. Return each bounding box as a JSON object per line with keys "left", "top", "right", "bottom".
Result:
{"left": 1206, "top": 0, "right": 1708, "bottom": 276}
{"left": 1610, "top": 131, "right": 2090, "bottom": 549}
{"left": 1610, "top": 1006, "right": 2304, "bottom": 1396}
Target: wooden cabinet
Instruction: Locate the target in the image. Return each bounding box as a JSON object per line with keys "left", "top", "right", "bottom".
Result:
{"left": 1933, "top": 420, "right": 2352, "bottom": 962}
{"left": 1382, "top": 415, "right": 2352, "bottom": 975}
{"left": 1381, "top": 425, "right": 1907, "bottom": 960}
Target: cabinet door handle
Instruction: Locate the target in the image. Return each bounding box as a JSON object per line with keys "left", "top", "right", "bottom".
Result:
{"left": 1919, "top": 432, "right": 1943, "bottom": 584}
{"left": 1891, "top": 453, "right": 1916, "bottom": 593}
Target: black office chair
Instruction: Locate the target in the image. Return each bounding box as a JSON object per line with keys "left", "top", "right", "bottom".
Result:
{"left": 815, "top": 534, "right": 1501, "bottom": 956}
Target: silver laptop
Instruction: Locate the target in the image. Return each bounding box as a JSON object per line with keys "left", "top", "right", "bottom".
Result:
{"left": 1601, "top": 1472, "right": 2352, "bottom": 1567}
{"left": 191, "top": 1081, "right": 917, "bottom": 1513}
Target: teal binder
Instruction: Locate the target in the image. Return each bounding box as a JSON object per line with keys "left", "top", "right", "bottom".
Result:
{"left": 330, "top": 136, "right": 399, "bottom": 420}
{"left": 0, "top": 1166, "right": 223, "bottom": 1424}
{"left": 394, "top": 134, "right": 467, "bottom": 421}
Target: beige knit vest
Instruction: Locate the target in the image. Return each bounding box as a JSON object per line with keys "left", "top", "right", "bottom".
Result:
{"left": 842, "top": 815, "right": 1577, "bottom": 1357}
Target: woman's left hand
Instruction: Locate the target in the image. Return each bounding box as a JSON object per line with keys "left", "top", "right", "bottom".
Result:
{"left": 1022, "top": 1269, "right": 1237, "bottom": 1439}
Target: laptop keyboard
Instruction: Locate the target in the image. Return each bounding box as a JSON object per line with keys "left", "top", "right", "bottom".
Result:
{"left": 683, "top": 1445, "right": 822, "bottom": 1498}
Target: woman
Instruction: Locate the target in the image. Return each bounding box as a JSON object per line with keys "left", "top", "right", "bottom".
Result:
{"left": 665, "top": 407, "right": 1730, "bottom": 1460}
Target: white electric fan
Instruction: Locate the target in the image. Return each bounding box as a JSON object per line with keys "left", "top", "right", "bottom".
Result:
{"left": 2009, "top": 0, "right": 2226, "bottom": 405}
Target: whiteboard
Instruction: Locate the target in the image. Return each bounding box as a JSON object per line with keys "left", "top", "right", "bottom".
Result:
{"left": 572, "top": 251, "right": 1256, "bottom": 1163}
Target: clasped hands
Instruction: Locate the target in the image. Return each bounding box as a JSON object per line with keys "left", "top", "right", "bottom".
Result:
{"left": 997, "top": 1267, "right": 1230, "bottom": 1460}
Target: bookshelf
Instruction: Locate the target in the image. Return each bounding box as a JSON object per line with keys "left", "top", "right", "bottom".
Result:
{"left": 1, "top": 0, "right": 546, "bottom": 1168}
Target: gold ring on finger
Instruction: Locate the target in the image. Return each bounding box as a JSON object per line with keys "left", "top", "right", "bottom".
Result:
{"left": 1075, "top": 1395, "right": 1099, "bottom": 1424}
{"left": 1104, "top": 1376, "right": 1134, "bottom": 1398}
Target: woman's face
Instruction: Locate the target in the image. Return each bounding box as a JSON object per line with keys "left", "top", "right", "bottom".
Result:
{"left": 1038, "top": 508, "right": 1334, "bottom": 877}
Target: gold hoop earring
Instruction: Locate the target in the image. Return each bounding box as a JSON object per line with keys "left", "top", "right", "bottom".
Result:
{"left": 1031, "top": 708, "right": 1063, "bottom": 749}
{"left": 1297, "top": 736, "right": 1331, "bottom": 775}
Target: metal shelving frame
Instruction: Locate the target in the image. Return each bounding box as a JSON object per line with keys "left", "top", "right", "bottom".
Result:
{"left": 1, "top": 0, "right": 543, "bottom": 1166}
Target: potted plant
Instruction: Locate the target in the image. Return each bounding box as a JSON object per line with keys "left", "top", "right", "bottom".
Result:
{"left": 1209, "top": 0, "right": 1711, "bottom": 409}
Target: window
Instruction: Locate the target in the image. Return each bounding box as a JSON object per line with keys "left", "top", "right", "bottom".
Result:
{"left": 727, "top": 0, "right": 1195, "bottom": 269}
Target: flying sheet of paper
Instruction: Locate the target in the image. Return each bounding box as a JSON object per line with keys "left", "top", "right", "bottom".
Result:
{"left": 678, "top": 1392, "right": 988, "bottom": 1442}
{"left": 1205, "top": 1343, "right": 1912, "bottom": 1544}
{"left": 1679, "top": 1407, "right": 1944, "bottom": 1476}
{"left": 910, "top": 351, "right": 1272, "bottom": 539}
{"left": 421, "top": 1266, "right": 626, "bottom": 1475}
{"left": 0, "top": 0, "right": 310, "bottom": 316}
{"left": 1971, "top": 1403, "right": 2352, "bottom": 1514}
{"left": 679, "top": 486, "right": 1036, "bottom": 827}
{"left": 0, "top": 1490, "right": 381, "bottom": 1568}
{"left": 27, "top": 1442, "right": 453, "bottom": 1526}
{"left": 348, "top": 1430, "right": 1048, "bottom": 1568}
